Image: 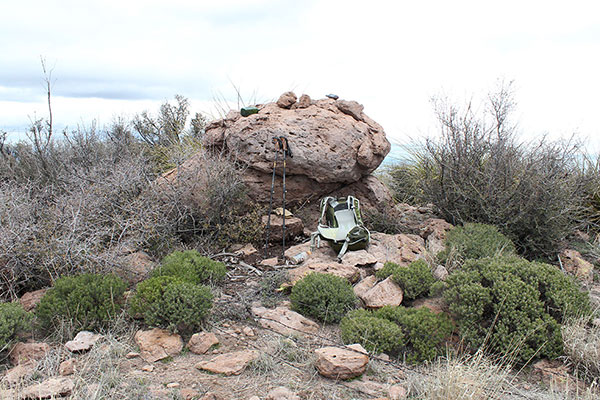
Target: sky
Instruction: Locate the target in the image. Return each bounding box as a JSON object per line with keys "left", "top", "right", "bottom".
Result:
{"left": 1, "top": 0, "right": 599, "bottom": 151}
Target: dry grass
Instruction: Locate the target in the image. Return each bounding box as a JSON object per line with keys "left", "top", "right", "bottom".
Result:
{"left": 407, "top": 350, "right": 514, "bottom": 400}
{"left": 562, "top": 315, "right": 600, "bottom": 379}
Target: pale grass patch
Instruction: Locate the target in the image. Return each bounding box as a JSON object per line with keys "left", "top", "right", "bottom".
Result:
{"left": 562, "top": 314, "right": 600, "bottom": 378}
{"left": 408, "top": 350, "right": 514, "bottom": 400}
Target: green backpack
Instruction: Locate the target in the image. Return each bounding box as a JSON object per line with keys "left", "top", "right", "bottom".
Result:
{"left": 310, "top": 196, "right": 370, "bottom": 261}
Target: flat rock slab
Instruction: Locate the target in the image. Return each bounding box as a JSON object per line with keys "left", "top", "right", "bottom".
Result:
{"left": 9, "top": 342, "right": 50, "bottom": 365}
{"left": 20, "top": 377, "right": 74, "bottom": 399}
{"left": 368, "top": 233, "right": 425, "bottom": 266}
{"left": 195, "top": 350, "right": 259, "bottom": 375}
{"left": 65, "top": 331, "right": 102, "bottom": 352}
{"left": 251, "top": 306, "right": 319, "bottom": 336}
{"left": 134, "top": 328, "right": 183, "bottom": 362}
{"left": 315, "top": 344, "right": 369, "bottom": 380}
{"left": 187, "top": 332, "right": 219, "bottom": 354}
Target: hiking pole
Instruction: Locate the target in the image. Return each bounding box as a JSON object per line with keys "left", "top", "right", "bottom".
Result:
{"left": 264, "top": 137, "right": 282, "bottom": 259}
{"left": 279, "top": 136, "right": 292, "bottom": 260}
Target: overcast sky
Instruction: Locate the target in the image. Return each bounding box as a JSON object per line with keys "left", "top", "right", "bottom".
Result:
{"left": 1, "top": 0, "right": 599, "bottom": 150}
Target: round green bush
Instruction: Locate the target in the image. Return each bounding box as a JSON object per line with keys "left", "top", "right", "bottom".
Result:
{"left": 375, "top": 306, "right": 453, "bottom": 363}
{"left": 128, "top": 276, "right": 183, "bottom": 316}
{"left": 129, "top": 276, "right": 213, "bottom": 333}
{"left": 152, "top": 250, "right": 227, "bottom": 284}
{"left": 0, "top": 302, "right": 32, "bottom": 350}
{"left": 438, "top": 223, "right": 516, "bottom": 262}
{"left": 444, "top": 255, "right": 590, "bottom": 363}
{"left": 290, "top": 273, "right": 357, "bottom": 323}
{"left": 36, "top": 273, "right": 127, "bottom": 331}
{"left": 376, "top": 259, "right": 435, "bottom": 300}
{"left": 340, "top": 309, "right": 404, "bottom": 354}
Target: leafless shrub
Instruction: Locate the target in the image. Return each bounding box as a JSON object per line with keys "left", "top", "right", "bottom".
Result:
{"left": 412, "top": 81, "right": 587, "bottom": 257}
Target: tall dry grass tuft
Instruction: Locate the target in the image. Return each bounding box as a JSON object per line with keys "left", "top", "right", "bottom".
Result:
{"left": 562, "top": 315, "right": 600, "bottom": 379}
{"left": 408, "top": 350, "right": 514, "bottom": 400}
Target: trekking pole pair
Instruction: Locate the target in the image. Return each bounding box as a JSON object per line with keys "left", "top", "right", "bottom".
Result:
{"left": 264, "top": 136, "right": 292, "bottom": 260}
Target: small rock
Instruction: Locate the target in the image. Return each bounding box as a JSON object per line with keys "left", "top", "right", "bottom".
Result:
{"left": 248, "top": 397, "right": 261, "bottom": 400}
{"left": 135, "top": 328, "right": 183, "bottom": 362}
{"left": 59, "top": 358, "right": 77, "bottom": 376}
{"left": 235, "top": 244, "right": 258, "bottom": 257}
{"left": 314, "top": 344, "right": 369, "bottom": 380}
{"left": 126, "top": 351, "right": 140, "bottom": 359}
{"left": 353, "top": 276, "right": 377, "bottom": 299}
{"left": 373, "top": 262, "right": 385, "bottom": 271}
{"left": 531, "top": 359, "right": 574, "bottom": 391}
{"left": 262, "top": 215, "right": 304, "bottom": 242}
{"left": 243, "top": 327, "right": 255, "bottom": 337}
{"left": 289, "top": 262, "right": 360, "bottom": 284}
{"left": 1, "top": 362, "right": 35, "bottom": 387}
{"left": 433, "top": 265, "right": 448, "bottom": 281}
{"left": 252, "top": 306, "right": 319, "bottom": 336}
{"left": 195, "top": 350, "right": 259, "bottom": 375}
{"left": 187, "top": 332, "right": 219, "bottom": 355}
{"left": 18, "top": 289, "right": 47, "bottom": 312}
{"left": 276, "top": 91, "right": 297, "bottom": 109}
{"left": 167, "top": 382, "right": 180, "bottom": 389}
{"left": 261, "top": 257, "right": 279, "bottom": 267}
{"left": 560, "top": 249, "right": 594, "bottom": 282}
{"left": 388, "top": 384, "right": 408, "bottom": 400}
{"left": 267, "top": 386, "right": 300, "bottom": 400}
{"left": 9, "top": 342, "right": 50, "bottom": 365}
{"left": 377, "top": 353, "right": 390, "bottom": 362}
{"left": 297, "top": 94, "right": 311, "bottom": 109}
{"left": 336, "top": 100, "right": 364, "bottom": 121}
{"left": 180, "top": 388, "right": 200, "bottom": 400}
{"left": 141, "top": 364, "right": 154, "bottom": 372}
{"left": 65, "top": 331, "right": 102, "bottom": 352}
{"left": 20, "top": 377, "right": 74, "bottom": 399}
{"left": 361, "top": 277, "right": 403, "bottom": 309}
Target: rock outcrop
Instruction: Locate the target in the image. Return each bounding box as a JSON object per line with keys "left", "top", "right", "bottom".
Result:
{"left": 197, "top": 92, "right": 392, "bottom": 210}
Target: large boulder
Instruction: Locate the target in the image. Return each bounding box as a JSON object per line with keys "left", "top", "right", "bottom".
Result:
{"left": 199, "top": 93, "right": 391, "bottom": 209}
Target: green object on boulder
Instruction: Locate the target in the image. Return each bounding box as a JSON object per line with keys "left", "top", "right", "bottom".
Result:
{"left": 240, "top": 106, "right": 259, "bottom": 117}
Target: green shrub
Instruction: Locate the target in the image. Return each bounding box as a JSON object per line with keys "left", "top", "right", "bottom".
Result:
{"left": 129, "top": 276, "right": 183, "bottom": 316}
{"left": 290, "top": 273, "right": 357, "bottom": 323}
{"left": 0, "top": 302, "right": 32, "bottom": 350}
{"left": 340, "top": 309, "right": 404, "bottom": 354}
{"left": 437, "top": 223, "right": 515, "bottom": 263}
{"left": 129, "top": 276, "right": 213, "bottom": 333}
{"left": 376, "top": 260, "right": 435, "bottom": 300}
{"left": 144, "top": 281, "right": 213, "bottom": 333}
{"left": 153, "top": 250, "right": 227, "bottom": 285}
{"left": 375, "top": 306, "right": 453, "bottom": 363}
{"left": 36, "top": 273, "right": 127, "bottom": 331}
{"left": 443, "top": 256, "right": 590, "bottom": 363}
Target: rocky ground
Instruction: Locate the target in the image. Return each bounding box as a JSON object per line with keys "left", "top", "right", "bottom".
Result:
{"left": 2, "top": 203, "right": 599, "bottom": 400}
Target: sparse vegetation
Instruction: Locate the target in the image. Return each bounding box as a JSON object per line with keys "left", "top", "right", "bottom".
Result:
{"left": 290, "top": 273, "right": 357, "bottom": 323}
{"left": 388, "top": 82, "right": 591, "bottom": 257}
{"left": 36, "top": 273, "right": 127, "bottom": 332}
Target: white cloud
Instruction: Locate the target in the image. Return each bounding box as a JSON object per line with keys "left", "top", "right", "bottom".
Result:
{"left": 1, "top": 0, "right": 599, "bottom": 150}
